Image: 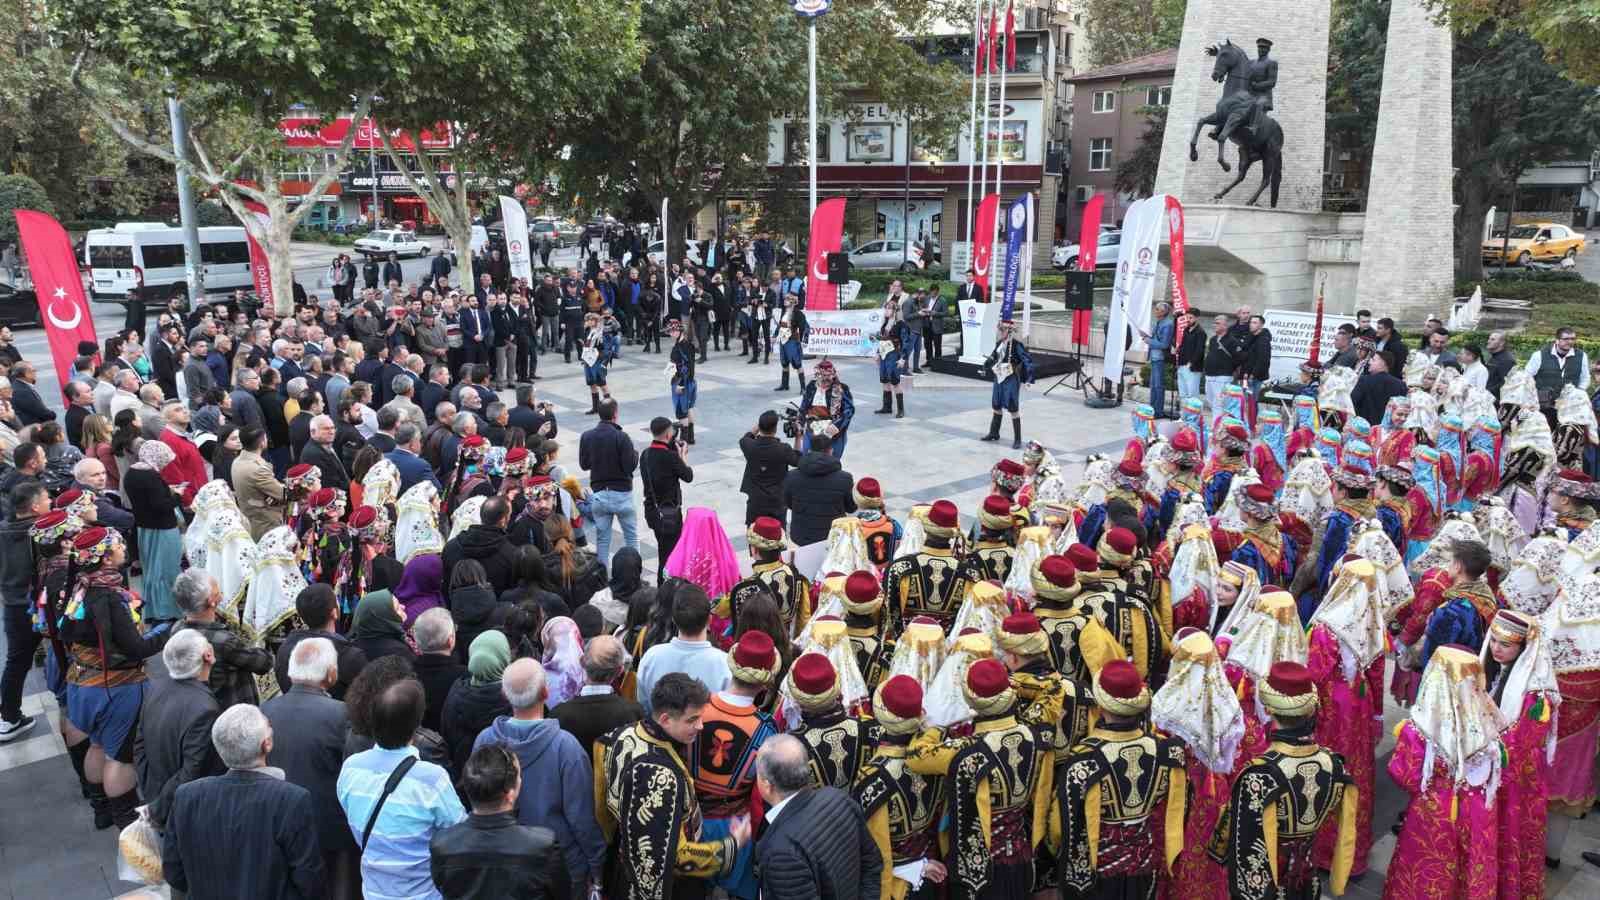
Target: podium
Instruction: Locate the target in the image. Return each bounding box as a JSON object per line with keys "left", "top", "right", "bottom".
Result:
{"left": 958, "top": 300, "right": 999, "bottom": 366}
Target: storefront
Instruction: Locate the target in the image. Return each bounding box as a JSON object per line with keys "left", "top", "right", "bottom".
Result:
{"left": 276, "top": 115, "right": 455, "bottom": 229}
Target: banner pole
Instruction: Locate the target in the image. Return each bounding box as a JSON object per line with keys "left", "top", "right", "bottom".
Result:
{"left": 977, "top": 2, "right": 992, "bottom": 247}
{"left": 964, "top": 0, "right": 980, "bottom": 252}
{"left": 808, "top": 18, "right": 818, "bottom": 220}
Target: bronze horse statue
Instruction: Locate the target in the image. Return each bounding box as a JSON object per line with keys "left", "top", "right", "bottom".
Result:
{"left": 1187, "top": 39, "right": 1284, "bottom": 207}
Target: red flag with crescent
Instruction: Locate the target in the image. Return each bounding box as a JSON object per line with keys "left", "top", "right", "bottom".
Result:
{"left": 13, "top": 210, "right": 98, "bottom": 391}
{"left": 805, "top": 197, "right": 847, "bottom": 311}
{"left": 972, "top": 193, "right": 1000, "bottom": 296}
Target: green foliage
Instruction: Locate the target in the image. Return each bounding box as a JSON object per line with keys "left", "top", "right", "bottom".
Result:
{"left": 192, "top": 201, "right": 238, "bottom": 227}
{"left": 1327, "top": 0, "right": 1388, "bottom": 152}
{"left": 0, "top": 173, "right": 55, "bottom": 245}
{"left": 1084, "top": 0, "right": 1186, "bottom": 68}
{"left": 1454, "top": 274, "right": 1600, "bottom": 337}
{"left": 1429, "top": 0, "right": 1600, "bottom": 87}
{"left": 1115, "top": 106, "right": 1167, "bottom": 199}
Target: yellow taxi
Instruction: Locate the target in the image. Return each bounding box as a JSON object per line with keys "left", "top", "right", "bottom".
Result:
{"left": 1482, "top": 221, "right": 1587, "bottom": 267}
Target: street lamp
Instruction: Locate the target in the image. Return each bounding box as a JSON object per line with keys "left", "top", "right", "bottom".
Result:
{"left": 789, "top": 1, "right": 832, "bottom": 220}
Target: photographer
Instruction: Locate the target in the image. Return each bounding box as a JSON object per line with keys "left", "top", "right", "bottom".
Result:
{"left": 739, "top": 410, "right": 801, "bottom": 525}
{"left": 640, "top": 417, "right": 693, "bottom": 579}
{"left": 507, "top": 385, "right": 558, "bottom": 441}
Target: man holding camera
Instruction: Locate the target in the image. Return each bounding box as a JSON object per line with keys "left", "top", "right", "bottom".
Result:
{"left": 739, "top": 411, "right": 802, "bottom": 526}
{"left": 641, "top": 417, "right": 694, "bottom": 579}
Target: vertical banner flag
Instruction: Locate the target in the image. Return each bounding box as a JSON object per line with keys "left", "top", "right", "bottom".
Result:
{"left": 240, "top": 197, "right": 274, "bottom": 310}
{"left": 499, "top": 196, "right": 533, "bottom": 284}
{"left": 14, "top": 210, "right": 99, "bottom": 390}
{"left": 1074, "top": 193, "right": 1105, "bottom": 346}
{"left": 986, "top": 4, "right": 999, "bottom": 72}
{"left": 974, "top": 6, "right": 987, "bottom": 76}
{"left": 1000, "top": 194, "right": 1028, "bottom": 321}
{"left": 805, "top": 197, "right": 847, "bottom": 311}
{"left": 1004, "top": 1, "right": 1016, "bottom": 69}
{"left": 1104, "top": 195, "right": 1166, "bottom": 385}
{"left": 660, "top": 198, "right": 669, "bottom": 267}
{"left": 1164, "top": 195, "right": 1189, "bottom": 349}
{"left": 971, "top": 193, "right": 1000, "bottom": 298}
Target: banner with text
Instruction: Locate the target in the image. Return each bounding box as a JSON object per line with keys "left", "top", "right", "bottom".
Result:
{"left": 1000, "top": 194, "right": 1029, "bottom": 321}
{"left": 1104, "top": 195, "right": 1164, "bottom": 381}
{"left": 498, "top": 196, "right": 533, "bottom": 283}
{"left": 1263, "top": 308, "right": 1357, "bottom": 381}
{"left": 805, "top": 197, "right": 847, "bottom": 311}
{"left": 801, "top": 308, "right": 886, "bottom": 358}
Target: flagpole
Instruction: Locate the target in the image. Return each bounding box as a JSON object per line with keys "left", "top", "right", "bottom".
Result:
{"left": 976, "top": 1, "right": 993, "bottom": 246}
{"left": 964, "top": 0, "right": 981, "bottom": 254}
{"left": 808, "top": 17, "right": 819, "bottom": 219}
{"left": 992, "top": 9, "right": 1008, "bottom": 287}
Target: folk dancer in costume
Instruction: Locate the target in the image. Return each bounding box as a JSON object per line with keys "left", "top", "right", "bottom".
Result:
{"left": 908, "top": 658, "right": 1050, "bottom": 900}
{"left": 959, "top": 495, "right": 1018, "bottom": 585}
{"left": 1552, "top": 382, "right": 1597, "bottom": 471}
{"left": 1218, "top": 590, "right": 1308, "bottom": 743}
{"left": 797, "top": 359, "right": 854, "bottom": 459}
{"left": 1231, "top": 484, "right": 1297, "bottom": 590}
{"left": 1475, "top": 498, "right": 1530, "bottom": 596}
{"left": 1207, "top": 661, "right": 1358, "bottom": 900}
{"left": 1003, "top": 525, "right": 1053, "bottom": 604}
{"left": 1500, "top": 532, "right": 1564, "bottom": 619}
{"left": 1298, "top": 464, "right": 1376, "bottom": 623}
{"left": 1374, "top": 463, "right": 1416, "bottom": 559}
{"left": 1498, "top": 396, "right": 1556, "bottom": 537}
{"left": 773, "top": 292, "right": 808, "bottom": 393}
{"left": 282, "top": 463, "right": 321, "bottom": 538}
{"left": 1127, "top": 403, "right": 1157, "bottom": 467}
{"left": 668, "top": 318, "right": 698, "bottom": 445}
{"left": 1317, "top": 365, "right": 1357, "bottom": 434}
{"left": 1437, "top": 414, "right": 1468, "bottom": 509}
{"left": 988, "top": 458, "right": 1028, "bottom": 509}
{"left": 1540, "top": 568, "right": 1600, "bottom": 824}
{"left": 1306, "top": 557, "right": 1387, "bottom": 879}
{"left": 1215, "top": 383, "right": 1249, "bottom": 433}
{"left": 688, "top": 632, "right": 781, "bottom": 900}
{"left": 1030, "top": 554, "right": 1122, "bottom": 685}
{"left": 884, "top": 499, "right": 971, "bottom": 633}
{"left": 1153, "top": 629, "right": 1250, "bottom": 900}
{"left": 240, "top": 525, "right": 310, "bottom": 653}
{"left": 783, "top": 650, "right": 875, "bottom": 789}
{"left": 595, "top": 673, "right": 746, "bottom": 900}
{"left": 884, "top": 616, "right": 946, "bottom": 696}
{"left": 303, "top": 486, "right": 351, "bottom": 590}
{"left": 1158, "top": 494, "right": 1223, "bottom": 634}
{"left": 720, "top": 517, "right": 810, "bottom": 637}
{"left": 203, "top": 507, "right": 259, "bottom": 620}
{"left": 346, "top": 505, "right": 392, "bottom": 619}
{"left": 393, "top": 481, "right": 445, "bottom": 568}
{"left": 1019, "top": 441, "right": 1071, "bottom": 513}
{"left": 1253, "top": 407, "right": 1289, "bottom": 495}
{"left": 855, "top": 676, "right": 950, "bottom": 900}
{"left": 818, "top": 517, "right": 873, "bottom": 587}
{"left": 581, "top": 310, "right": 619, "bottom": 416}
{"left": 1459, "top": 416, "right": 1503, "bottom": 510}
{"left": 1389, "top": 514, "right": 1483, "bottom": 705}
{"left": 1208, "top": 466, "right": 1263, "bottom": 564}
{"left": 443, "top": 434, "right": 492, "bottom": 518}
{"left": 980, "top": 317, "right": 1034, "bottom": 450}
{"left": 1181, "top": 397, "right": 1210, "bottom": 455}
{"left": 1547, "top": 468, "right": 1600, "bottom": 541}
{"left": 1377, "top": 395, "right": 1415, "bottom": 468}
{"left": 1383, "top": 646, "right": 1503, "bottom": 900}
{"left": 1155, "top": 429, "right": 1204, "bottom": 542}
{"left": 1313, "top": 426, "right": 1343, "bottom": 474}
{"left": 852, "top": 478, "right": 901, "bottom": 571}
{"left": 496, "top": 446, "right": 532, "bottom": 512}
{"left": 1402, "top": 446, "right": 1446, "bottom": 569}
{"left": 1290, "top": 394, "right": 1318, "bottom": 448}
{"left": 1078, "top": 529, "right": 1166, "bottom": 680}
{"left": 1051, "top": 659, "right": 1187, "bottom": 900}
{"left": 29, "top": 509, "right": 85, "bottom": 790}
{"left": 1480, "top": 610, "right": 1561, "bottom": 896}
{"left": 1077, "top": 459, "right": 1157, "bottom": 551}
{"left": 1277, "top": 436, "right": 1330, "bottom": 565}
{"left": 1202, "top": 420, "right": 1252, "bottom": 516}
{"left": 841, "top": 570, "right": 894, "bottom": 689}
{"left": 874, "top": 296, "right": 910, "bottom": 419}
{"left": 1212, "top": 560, "right": 1263, "bottom": 641}
{"left": 1412, "top": 535, "right": 1499, "bottom": 668}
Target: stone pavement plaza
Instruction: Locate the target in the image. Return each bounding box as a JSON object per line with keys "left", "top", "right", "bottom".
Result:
{"left": 0, "top": 340, "right": 1597, "bottom": 898}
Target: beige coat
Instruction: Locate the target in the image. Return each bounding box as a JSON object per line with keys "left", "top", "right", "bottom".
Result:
{"left": 232, "top": 449, "right": 285, "bottom": 540}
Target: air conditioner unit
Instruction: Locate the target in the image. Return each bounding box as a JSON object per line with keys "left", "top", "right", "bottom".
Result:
{"left": 1074, "top": 185, "right": 1094, "bottom": 203}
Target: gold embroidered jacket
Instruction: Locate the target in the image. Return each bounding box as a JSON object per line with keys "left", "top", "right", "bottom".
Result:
{"left": 854, "top": 739, "right": 949, "bottom": 900}
{"left": 957, "top": 541, "right": 1016, "bottom": 587}
{"left": 844, "top": 612, "right": 894, "bottom": 690}
{"left": 718, "top": 560, "right": 811, "bottom": 635}
{"left": 794, "top": 707, "right": 879, "bottom": 790}
{"left": 1076, "top": 569, "right": 1168, "bottom": 679}
{"left": 1033, "top": 598, "right": 1123, "bottom": 685}
{"left": 884, "top": 546, "right": 972, "bottom": 633}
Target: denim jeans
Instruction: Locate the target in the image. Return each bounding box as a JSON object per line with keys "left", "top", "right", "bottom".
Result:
{"left": 1205, "top": 375, "right": 1233, "bottom": 416}
{"left": 801, "top": 430, "right": 847, "bottom": 460}
{"left": 1149, "top": 356, "right": 1168, "bottom": 415}
{"left": 1178, "top": 368, "right": 1203, "bottom": 404}
{"left": 588, "top": 489, "right": 638, "bottom": 573}
{"left": 902, "top": 330, "right": 923, "bottom": 371}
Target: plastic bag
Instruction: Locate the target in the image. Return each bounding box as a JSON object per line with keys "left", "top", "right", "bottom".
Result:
{"left": 117, "top": 809, "right": 164, "bottom": 886}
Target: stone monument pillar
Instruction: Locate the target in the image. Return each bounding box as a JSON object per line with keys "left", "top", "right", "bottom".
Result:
{"left": 1155, "top": 0, "right": 1330, "bottom": 211}
{"left": 1355, "top": 0, "right": 1454, "bottom": 325}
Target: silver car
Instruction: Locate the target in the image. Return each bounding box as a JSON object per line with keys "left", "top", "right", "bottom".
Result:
{"left": 1052, "top": 229, "right": 1121, "bottom": 270}
{"left": 849, "top": 239, "right": 925, "bottom": 272}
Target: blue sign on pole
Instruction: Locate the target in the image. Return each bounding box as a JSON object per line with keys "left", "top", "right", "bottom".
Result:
{"left": 789, "top": 0, "right": 832, "bottom": 17}
{"left": 1000, "top": 196, "right": 1027, "bottom": 321}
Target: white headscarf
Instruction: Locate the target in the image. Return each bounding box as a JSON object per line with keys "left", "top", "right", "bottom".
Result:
{"left": 394, "top": 481, "right": 444, "bottom": 563}
{"left": 1224, "top": 593, "right": 1308, "bottom": 685}
{"left": 1212, "top": 467, "right": 1263, "bottom": 535}
{"left": 1481, "top": 614, "right": 1560, "bottom": 762}
{"left": 886, "top": 618, "right": 946, "bottom": 694}
{"left": 924, "top": 630, "right": 992, "bottom": 728}
{"left": 1504, "top": 533, "right": 1569, "bottom": 617}
{"left": 946, "top": 582, "right": 1011, "bottom": 653}
{"left": 1004, "top": 526, "right": 1053, "bottom": 602}
{"left": 449, "top": 495, "right": 486, "bottom": 542}
{"left": 1152, "top": 630, "right": 1246, "bottom": 774}
{"left": 1474, "top": 497, "right": 1529, "bottom": 576}
{"left": 1310, "top": 558, "right": 1387, "bottom": 683}
{"left": 1408, "top": 646, "right": 1505, "bottom": 793}
{"left": 1073, "top": 455, "right": 1115, "bottom": 510}
{"left": 1542, "top": 569, "right": 1600, "bottom": 680}
{"left": 1169, "top": 496, "right": 1221, "bottom": 631}
{"left": 1409, "top": 512, "right": 1483, "bottom": 579}
{"left": 206, "top": 507, "right": 258, "bottom": 609}
{"left": 1280, "top": 453, "right": 1333, "bottom": 527}
{"left": 361, "top": 458, "right": 402, "bottom": 511}
{"left": 1349, "top": 518, "right": 1412, "bottom": 622}
{"left": 241, "top": 526, "right": 308, "bottom": 641}
{"left": 819, "top": 516, "right": 871, "bottom": 576}
{"left": 783, "top": 617, "right": 869, "bottom": 717}
{"left": 896, "top": 505, "right": 929, "bottom": 559}
{"left": 184, "top": 479, "right": 239, "bottom": 569}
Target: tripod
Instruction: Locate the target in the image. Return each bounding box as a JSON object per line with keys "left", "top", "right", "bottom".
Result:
{"left": 1042, "top": 342, "right": 1090, "bottom": 396}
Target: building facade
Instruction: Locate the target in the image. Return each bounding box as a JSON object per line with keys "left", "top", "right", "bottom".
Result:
{"left": 1063, "top": 49, "right": 1176, "bottom": 241}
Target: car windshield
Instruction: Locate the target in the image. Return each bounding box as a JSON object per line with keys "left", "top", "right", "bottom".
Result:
{"left": 1508, "top": 226, "right": 1541, "bottom": 240}
{"left": 367, "top": 231, "right": 393, "bottom": 241}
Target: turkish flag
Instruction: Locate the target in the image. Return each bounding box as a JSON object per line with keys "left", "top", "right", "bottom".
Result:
{"left": 972, "top": 193, "right": 1000, "bottom": 296}
{"left": 986, "top": 7, "right": 999, "bottom": 72}
{"left": 1004, "top": 1, "right": 1016, "bottom": 70}
{"left": 13, "top": 210, "right": 98, "bottom": 391}
{"left": 805, "top": 197, "right": 847, "bottom": 311}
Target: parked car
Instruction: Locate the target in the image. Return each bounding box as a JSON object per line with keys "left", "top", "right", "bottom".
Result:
{"left": 647, "top": 240, "right": 704, "bottom": 268}
{"left": 0, "top": 282, "right": 39, "bottom": 328}
{"left": 1052, "top": 229, "right": 1123, "bottom": 270}
{"left": 1482, "top": 222, "right": 1586, "bottom": 267}
{"left": 353, "top": 229, "right": 430, "bottom": 258}
{"left": 849, "top": 240, "right": 925, "bottom": 272}
{"left": 530, "top": 220, "right": 571, "bottom": 249}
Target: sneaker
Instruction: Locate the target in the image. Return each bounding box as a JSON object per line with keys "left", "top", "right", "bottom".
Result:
{"left": 0, "top": 715, "right": 37, "bottom": 742}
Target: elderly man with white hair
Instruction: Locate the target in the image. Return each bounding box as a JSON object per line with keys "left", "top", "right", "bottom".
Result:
{"left": 162, "top": 703, "right": 324, "bottom": 899}
{"left": 472, "top": 657, "right": 608, "bottom": 889}
{"left": 173, "top": 568, "right": 275, "bottom": 709}
{"left": 134, "top": 628, "right": 223, "bottom": 830}
{"left": 300, "top": 412, "right": 351, "bottom": 491}
{"left": 264, "top": 637, "right": 360, "bottom": 900}
{"left": 413, "top": 608, "right": 465, "bottom": 734}
{"left": 230, "top": 367, "right": 265, "bottom": 430}
{"left": 383, "top": 373, "right": 427, "bottom": 434}
{"left": 110, "top": 369, "right": 143, "bottom": 419}
{"left": 71, "top": 456, "right": 134, "bottom": 531}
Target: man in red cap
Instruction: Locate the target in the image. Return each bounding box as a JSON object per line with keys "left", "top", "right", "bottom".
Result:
{"left": 785, "top": 652, "right": 874, "bottom": 789}
{"left": 720, "top": 517, "right": 812, "bottom": 637}
{"left": 907, "top": 657, "right": 1048, "bottom": 899}
{"left": 1076, "top": 458, "right": 1156, "bottom": 552}
{"left": 1207, "top": 660, "right": 1356, "bottom": 900}
{"left": 1028, "top": 555, "right": 1121, "bottom": 686}
{"left": 1202, "top": 420, "right": 1252, "bottom": 515}
{"left": 1229, "top": 483, "right": 1297, "bottom": 588}
{"left": 883, "top": 499, "right": 974, "bottom": 633}
{"left": 841, "top": 571, "right": 892, "bottom": 688}
{"left": 855, "top": 675, "right": 949, "bottom": 899}
{"left": 852, "top": 477, "right": 901, "bottom": 568}
{"left": 1078, "top": 529, "right": 1165, "bottom": 679}
{"left": 1054, "top": 659, "right": 1186, "bottom": 900}
{"left": 690, "top": 632, "right": 781, "bottom": 900}
{"left": 958, "top": 494, "right": 1019, "bottom": 586}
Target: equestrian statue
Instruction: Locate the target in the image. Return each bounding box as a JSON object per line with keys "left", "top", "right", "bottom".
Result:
{"left": 1187, "top": 37, "right": 1285, "bottom": 208}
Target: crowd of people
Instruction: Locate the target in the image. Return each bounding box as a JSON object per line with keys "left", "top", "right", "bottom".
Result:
{"left": 1, "top": 232, "right": 1600, "bottom": 900}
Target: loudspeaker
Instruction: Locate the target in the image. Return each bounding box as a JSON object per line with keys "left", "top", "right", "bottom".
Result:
{"left": 826, "top": 252, "right": 851, "bottom": 284}
{"left": 1063, "top": 270, "right": 1094, "bottom": 310}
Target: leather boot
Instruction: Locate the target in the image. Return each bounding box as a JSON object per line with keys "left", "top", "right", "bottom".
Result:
{"left": 775, "top": 370, "right": 790, "bottom": 391}
{"left": 588, "top": 394, "right": 599, "bottom": 414}
{"left": 67, "top": 739, "right": 91, "bottom": 799}
{"left": 1012, "top": 417, "right": 1023, "bottom": 449}
{"left": 108, "top": 790, "right": 142, "bottom": 830}
{"left": 895, "top": 393, "right": 906, "bottom": 419}
{"left": 799, "top": 373, "right": 808, "bottom": 393}
{"left": 88, "top": 784, "right": 112, "bottom": 830}
{"left": 981, "top": 412, "right": 1002, "bottom": 442}
{"left": 684, "top": 423, "right": 696, "bottom": 445}
{"left": 874, "top": 390, "right": 893, "bottom": 414}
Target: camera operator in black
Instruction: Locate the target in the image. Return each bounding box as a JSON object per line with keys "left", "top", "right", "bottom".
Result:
{"left": 640, "top": 417, "right": 693, "bottom": 580}
{"left": 739, "top": 410, "right": 802, "bottom": 525}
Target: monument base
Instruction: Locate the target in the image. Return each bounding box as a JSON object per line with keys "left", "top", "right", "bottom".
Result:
{"left": 1165, "top": 204, "right": 1367, "bottom": 315}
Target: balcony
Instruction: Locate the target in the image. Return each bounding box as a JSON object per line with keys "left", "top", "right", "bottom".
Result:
{"left": 912, "top": 32, "right": 1049, "bottom": 78}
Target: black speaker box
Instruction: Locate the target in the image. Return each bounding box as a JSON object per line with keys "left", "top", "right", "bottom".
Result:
{"left": 826, "top": 252, "right": 851, "bottom": 284}
{"left": 1063, "top": 270, "right": 1094, "bottom": 310}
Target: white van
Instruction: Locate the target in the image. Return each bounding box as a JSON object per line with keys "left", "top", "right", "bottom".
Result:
{"left": 84, "top": 223, "right": 254, "bottom": 302}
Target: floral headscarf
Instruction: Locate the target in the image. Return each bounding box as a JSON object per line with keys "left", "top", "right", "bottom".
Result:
{"left": 1152, "top": 630, "right": 1246, "bottom": 774}
{"left": 241, "top": 526, "right": 308, "bottom": 640}
{"left": 541, "top": 617, "right": 586, "bottom": 708}
{"left": 394, "top": 481, "right": 443, "bottom": 563}
{"left": 1409, "top": 646, "right": 1504, "bottom": 791}
{"left": 664, "top": 507, "right": 742, "bottom": 600}
{"left": 135, "top": 439, "right": 176, "bottom": 471}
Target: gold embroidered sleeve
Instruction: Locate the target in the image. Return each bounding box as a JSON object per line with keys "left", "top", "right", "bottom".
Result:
{"left": 1079, "top": 618, "right": 1122, "bottom": 679}
{"left": 1330, "top": 785, "right": 1357, "bottom": 895}
{"left": 906, "top": 726, "right": 962, "bottom": 776}
{"left": 866, "top": 805, "right": 895, "bottom": 900}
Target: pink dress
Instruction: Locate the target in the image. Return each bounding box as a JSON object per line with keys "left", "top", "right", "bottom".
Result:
{"left": 1381, "top": 723, "right": 1498, "bottom": 900}
{"left": 1307, "top": 626, "right": 1383, "bottom": 876}
{"left": 1159, "top": 754, "right": 1229, "bottom": 900}
{"left": 1494, "top": 692, "right": 1555, "bottom": 900}
{"left": 1550, "top": 670, "right": 1600, "bottom": 815}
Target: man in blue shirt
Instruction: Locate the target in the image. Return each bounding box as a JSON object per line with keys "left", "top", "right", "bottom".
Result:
{"left": 1142, "top": 301, "right": 1176, "bottom": 418}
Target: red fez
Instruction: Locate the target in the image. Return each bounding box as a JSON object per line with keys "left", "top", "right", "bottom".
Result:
{"left": 790, "top": 653, "right": 837, "bottom": 695}
{"left": 855, "top": 478, "right": 882, "bottom": 500}
{"left": 1097, "top": 659, "right": 1144, "bottom": 700}
{"left": 1105, "top": 527, "right": 1137, "bottom": 556}
{"left": 751, "top": 516, "right": 784, "bottom": 542}
{"left": 1116, "top": 459, "right": 1143, "bottom": 478}
{"left": 1039, "top": 555, "right": 1077, "bottom": 586}
{"left": 462, "top": 434, "right": 487, "bottom": 448}
{"left": 347, "top": 506, "right": 379, "bottom": 529}
{"left": 927, "top": 499, "right": 959, "bottom": 529}
{"left": 845, "top": 571, "right": 880, "bottom": 603}
{"left": 995, "top": 459, "right": 1024, "bottom": 477}
{"left": 1245, "top": 484, "right": 1275, "bottom": 504}
{"left": 1266, "top": 661, "right": 1315, "bottom": 698}
{"left": 877, "top": 675, "right": 923, "bottom": 720}
{"left": 1065, "top": 543, "right": 1100, "bottom": 572}
{"left": 1225, "top": 423, "right": 1249, "bottom": 442}
{"left": 504, "top": 447, "right": 530, "bottom": 464}
{"left": 308, "top": 487, "right": 336, "bottom": 508}
{"left": 982, "top": 494, "right": 1012, "bottom": 517}
{"left": 32, "top": 510, "right": 67, "bottom": 530}
{"left": 965, "top": 658, "right": 1011, "bottom": 698}
{"left": 1170, "top": 429, "right": 1199, "bottom": 452}
{"left": 72, "top": 526, "right": 109, "bottom": 551}
{"left": 732, "top": 631, "right": 778, "bottom": 671}
{"left": 1002, "top": 611, "right": 1043, "bottom": 636}
{"left": 1558, "top": 468, "right": 1592, "bottom": 484}
{"left": 287, "top": 463, "right": 314, "bottom": 479}
{"left": 52, "top": 488, "right": 83, "bottom": 509}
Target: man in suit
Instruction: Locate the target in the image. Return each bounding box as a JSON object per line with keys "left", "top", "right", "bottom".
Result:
{"left": 507, "top": 384, "right": 558, "bottom": 439}
{"left": 300, "top": 414, "right": 351, "bottom": 492}
{"left": 232, "top": 426, "right": 286, "bottom": 540}
{"left": 1352, "top": 351, "right": 1410, "bottom": 426}
{"left": 135, "top": 630, "right": 224, "bottom": 830}
{"left": 738, "top": 410, "right": 801, "bottom": 524}
{"left": 385, "top": 422, "right": 440, "bottom": 494}
{"left": 230, "top": 367, "right": 266, "bottom": 430}
{"left": 150, "top": 323, "right": 182, "bottom": 402}
{"left": 417, "top": 365, "right": 451, "bottom": 426}
{"left": 1374, "top": 317, "right": 1408, "bottom": 376}
{"left": 753, "top": 734, "right": 881, "bottom": 900}
{"left": 549, "top": 635, "right": 642, "bottom": 759}
{"left": 6, "top": 362, "right": 55, "bottom": 426}
{"left": 460, "top": 292, "right": 493, "bottom": 366}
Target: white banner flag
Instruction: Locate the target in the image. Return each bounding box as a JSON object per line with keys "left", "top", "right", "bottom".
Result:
{"left": 498, "top": 196, "right": 533, "bottom": 283}
{"left": 1104, "top": 194, "right": 1166, "bottom": 381}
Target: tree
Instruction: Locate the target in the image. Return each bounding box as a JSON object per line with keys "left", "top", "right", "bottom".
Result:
{"left": 551, "top": 0, "right": 968, "bottom": 267}
{"left": 1084, "top": 0, "right": 1187, "bottom": 68}
{"left": 47, "top": 0, "right": 465, "bottom": 312}
{"left": 371, "top": 0, "right": 642, "bottom": 291}
{"left": 0, "top": 174, "right": 55, "bottom": 246}
{"left": 1429, "top": 0, "right": 1600, "bottom": 86}
{"left": 1116, "top": 106, "right": 1167, "bottom": 198}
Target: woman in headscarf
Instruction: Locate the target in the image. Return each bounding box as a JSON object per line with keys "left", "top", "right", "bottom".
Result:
{"left": 393, "top": 552, "right": 446, "bottom": 627}
{"left": 440, "top": 630, "right": 513, "bottom": 773}
{"left": 393, "top": 481, "right": 444, "bottom": 564}
{"left": 540, "top": 616, "right": 586, "bottom": 708}
{"left": 1542, "top": 568, "right": 1600, "bottom": 856}
{"left": 240, "top": 526, "right": 310, "bottom": 654}
{"left": 588, "top": 546, "right": 650, "bottom": 632}
{"left": 123, "top": 438, "right": 184, "bottom": 622}
{"left": 348, "top": 576, "right": 414, "bottom": 664}
{"left": 665, "top": 507, "right": 742, "bottom": 610}
{"left": 183, "top": 480, "right": 238, "bottom": 572}
{"left": 1482, "top": 610, "right": 1560, "bottom": 898}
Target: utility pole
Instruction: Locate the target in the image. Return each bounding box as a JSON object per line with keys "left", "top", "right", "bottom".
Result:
{"left": 168, "top": 94, "right": 205, "bottom": 302}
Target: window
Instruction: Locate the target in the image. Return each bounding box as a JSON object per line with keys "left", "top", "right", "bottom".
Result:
{"left": 139, "top": 243, "right": 187, "bottom": 270}
{"left": 1092, "top": 90, "right": 1115, "bottom": 113}
{"left": 783, "top": 123, "right": 830, "bottom": 163}
{"left": 1146, "top": 85, "right": 1171, "bottom": 107}
{"left": 1089, "top": 138, "right": 1113, "bottom": 171}
{"left": 200, "top": 242, "right": 251, "bottom": 265}
{"left": 89, "top": 244, "right": 134, "bottom": 269}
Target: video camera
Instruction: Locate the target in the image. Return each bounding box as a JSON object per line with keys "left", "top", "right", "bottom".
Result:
{"left": 780, "top": 403, "right": 803, "bottom": 439}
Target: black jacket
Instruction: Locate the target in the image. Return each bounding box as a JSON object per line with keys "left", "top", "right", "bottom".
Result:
{"left": 1176, "top": 324, "right": 1207, "bottom": 372}
{"left": 1242, "top": 328, "right": 1273, "bottom": 381}
{"left": 443, "top": 524, "right": 522, "bottom": 598}
{"left": 10, "top": 380, "right": 55, "bottom": 426}
{"left": 1486, "top": 348, "right": 1517, "bottom": 399}
{"left": 739, "top": 434, "right": 801, "bottom": 518}
{"left": 1352, "top": 371, "right": 1410, "bottom": 426}
{"left": 1376, "top": 333, "right": 1409, "bottom": 375}
{"left": 414, "top": 652, "right": 469, "bottom": 734}
{"left": 162, "top": 770, "right": 324, "bottom": 900}
{"left": 299, "top": 440, "right": 351, "bottom": 492}
{"left": 174, "top": 619, "right": 275, "bottom": 710}
{"left": 274, "top": 628, "right": 368, "bottom": 701}
{"left": 640, "top": 443, "right": 692, "bottom": 511}
{"left": 0, "top": 515, "right": 34, "bottom": 606}
{"left": 578, "top": 420, "right": 637, "bottom": 493}
{"left": 430, "top": 812, "right": 572, "bottom": 900}
{"left": 261, "top": 685, "right": 354, "bottom": 854}
{"left": 550, "top": 691, "right": 643, "bottom": 760}
{"left": 441, "top": 675, "right": 512, "bottom": 774}
{"left": 135, "top": 676, "right": 224, "bottom": 828}
{"left": 755, "top": 786, "right": 881, "bottom": 900}
{"left": 445, "top": 584, "right": 502, "bottom": 667}
{"left": 782, "top": 452, "right": 856, "bottom": 546}
{"left": 507, "top": 404, "right": 557, "bottom": 441}
{"left": 1202, "top": 333, "right": 1242, "bottom": 378}
{"left": 258, "top": 389, "right": 291, "bottom": 447}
